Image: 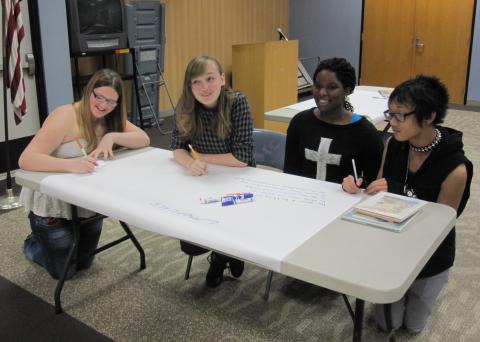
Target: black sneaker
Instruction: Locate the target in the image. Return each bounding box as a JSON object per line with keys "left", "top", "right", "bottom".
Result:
{"left": 206, "top": 252, "right": 228, "bottom": 287}
{"left": 228, "top": 257, "right": 244, "bottom": 278}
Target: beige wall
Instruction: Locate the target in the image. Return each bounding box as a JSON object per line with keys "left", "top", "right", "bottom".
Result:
{"left": 160, "top": 0, "right": 289, "bottom": 110}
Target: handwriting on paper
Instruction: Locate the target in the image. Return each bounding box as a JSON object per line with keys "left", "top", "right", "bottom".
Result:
{"left": 236, "top": 177, "right": 326, "bottom": 206}
{"left": 149, "top": 202, "right": 220, "bottom": 224}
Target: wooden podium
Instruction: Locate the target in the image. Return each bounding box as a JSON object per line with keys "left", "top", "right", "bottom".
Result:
{"left": 232, "top": 40, "right": 298, "bottom": 128}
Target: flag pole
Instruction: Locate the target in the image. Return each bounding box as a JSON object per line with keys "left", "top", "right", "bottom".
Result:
{"left": 0, "top": 0, "right": 22, "bottom": 210}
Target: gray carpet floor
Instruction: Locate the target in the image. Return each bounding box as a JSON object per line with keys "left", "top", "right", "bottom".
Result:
{"left": 1, "top": 108, "right": 478, "bottom": 341}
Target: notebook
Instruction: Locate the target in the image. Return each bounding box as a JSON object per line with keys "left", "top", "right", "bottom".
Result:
{"left": 342, "top": 207, "right": 420, "bottom": 233}
{"left": 353, "top": 191, "right": 426, "bottom": 223}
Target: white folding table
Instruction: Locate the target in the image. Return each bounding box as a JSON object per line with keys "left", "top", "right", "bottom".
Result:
{"left": 15, "top": 147, "right": 456, "bottom": 341}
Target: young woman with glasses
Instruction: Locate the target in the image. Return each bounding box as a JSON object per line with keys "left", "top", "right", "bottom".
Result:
{"left": 18, "top": 68, "right": 150, "bottom": 280}
{"left": 171, "top": 55, "right": 255, "bottom": 288}
{"left": 342, "top": 75, "right": 473, "bottom": 333}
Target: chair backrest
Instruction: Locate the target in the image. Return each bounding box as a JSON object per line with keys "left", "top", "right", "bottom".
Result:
{"left": 252, "top": 128, "right": 287, "bottom": 170}
{"left": 380, "top": 130, "right": 393, "bottom": 144}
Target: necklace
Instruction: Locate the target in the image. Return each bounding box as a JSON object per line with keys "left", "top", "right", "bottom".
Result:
{"left": 409, "top": 128, "right": 442, "bottom": 153}
{"left": 403, "top": 150, "right": 410, "bottom": 195}
{"left": 403, "top": 150, "right": 416, "bottom": 197}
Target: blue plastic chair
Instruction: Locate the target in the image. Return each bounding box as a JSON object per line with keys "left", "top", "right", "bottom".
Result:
{"left": 253, "top": 128, "right": 286, "bottom": 171}
{"left": 183, "top": 129, "right": 287, "bottom": 292}
{"left": 253, "top": 128, "right": 287, "bottom": 300}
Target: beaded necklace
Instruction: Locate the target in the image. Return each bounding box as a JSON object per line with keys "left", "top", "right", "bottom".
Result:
{"left": 404, "top": 129, "right": 441, "bottom": 196}
{"left": 409, "top": 128, "right": 442, "bottom": 153}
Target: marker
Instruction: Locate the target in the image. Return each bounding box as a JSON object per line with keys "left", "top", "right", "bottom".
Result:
{"left": 200, "top": 193, "right": 254, "bottom": 205}
{"left": 352, "top": 159, "right": 359, "bottom": 183}
{"left": 74, "top": 138, "right": 88, "bottom": 157}
{"left": 188, "top": 144, "right": 200, "bottom": 160}
{"left": 221, "top": 193, "right": 254, "bottom": 206}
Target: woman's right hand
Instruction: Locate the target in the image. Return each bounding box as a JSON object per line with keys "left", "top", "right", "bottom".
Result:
{"left": 187, "top": 159, "right": 208, "bottom": 176}
{"left": 68, "top": 156, "right": 97, "bottom": 174}
{"left": 342, "top": 175, "right": 363, "bottom": 194}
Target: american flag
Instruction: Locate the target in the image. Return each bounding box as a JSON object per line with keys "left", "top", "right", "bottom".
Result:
{"left": 3, "top": 0, "right": 27, "bottom": 124}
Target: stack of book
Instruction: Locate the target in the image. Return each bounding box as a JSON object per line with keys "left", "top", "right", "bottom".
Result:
{"left": 342, "top": 192, "right": 427, "bottom": 232}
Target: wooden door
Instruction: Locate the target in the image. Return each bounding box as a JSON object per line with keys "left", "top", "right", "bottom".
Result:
{"left": 360, "top": 0, "right": 416, "bottom": 87}
{"left": 413, "top": 0, "right": 475, "bottom": 103}
{"left": 360, "top": 0, "right": 475, "bottom": 104}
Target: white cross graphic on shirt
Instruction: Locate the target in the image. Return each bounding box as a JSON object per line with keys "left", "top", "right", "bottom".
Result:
{"left": 305, "top": 138, "right": 341, "bottom": 180}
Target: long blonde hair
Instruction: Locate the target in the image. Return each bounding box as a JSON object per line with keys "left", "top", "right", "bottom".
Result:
{"left": 176, "top": 56, "right": 234, "bottom": 140}
{"left": 75, "top": 69, "right": 126, "bottom": 151}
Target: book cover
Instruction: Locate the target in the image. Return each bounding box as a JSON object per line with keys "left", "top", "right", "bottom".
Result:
{"left": 354, "top": 192, "right": 426, "bottom": 223}
{"left": 342, "top": 208, "right": 418, "bottom": 233}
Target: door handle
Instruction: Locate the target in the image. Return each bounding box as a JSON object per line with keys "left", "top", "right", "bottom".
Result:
{"left": 25, "top": 53, "right": 35, "bottom": 76}
{"left": 415, "top": 36, "right": 425, "bottom": 51}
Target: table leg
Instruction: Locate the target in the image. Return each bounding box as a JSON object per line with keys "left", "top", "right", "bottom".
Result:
{"left": 385, "top": 304, "right": 396, "bottom": 342}
{"left": 54, "top": 205, "right": 80, "bottom": 314}
{"left": 53, "top": 213, "right": 145, "bottom": 314}
{"left": 342, "top": 294, "right": 355, "bottom": 321}
{"left": 352, "top": 298, "right": 365, "bottom": 342}
{"left": 263, "top": 271, "right": 273, "bottom": 301}
{"left": 119, "top": 221, "right": 146, "bottom": 269}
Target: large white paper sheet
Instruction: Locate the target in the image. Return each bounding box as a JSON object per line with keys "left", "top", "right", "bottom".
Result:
{"left": 40, "top": 149, "right": 361, "bottom": 272}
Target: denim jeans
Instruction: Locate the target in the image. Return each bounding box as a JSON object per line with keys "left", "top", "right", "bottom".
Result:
{"left": 24, "top": 212, "right": 103, "bottom": 280}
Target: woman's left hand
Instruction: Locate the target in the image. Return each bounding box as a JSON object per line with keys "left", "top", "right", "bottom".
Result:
{"left": 90, "top": 133, "right": 115, "bottom": 160}
{"left": 364, "top": 178, "right": 388, "bottom": 195}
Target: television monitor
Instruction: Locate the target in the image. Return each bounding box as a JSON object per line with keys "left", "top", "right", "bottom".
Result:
{"left": 66, "top": 0, "right": 128, "bottom": 55}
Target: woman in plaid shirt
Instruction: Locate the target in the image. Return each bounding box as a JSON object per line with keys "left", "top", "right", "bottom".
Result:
{"left": 171, "top": 55, "right": 254, "bottom": 287}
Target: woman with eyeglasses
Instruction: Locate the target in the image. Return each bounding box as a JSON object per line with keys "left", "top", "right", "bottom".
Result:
{"left": 171, "top": 56, "right": 254, "bottom": 287}
{"left": 18, "top": 68, "right": 150, "bottom": 280}
{"left": 284, "top": 57, "right": 384, "bottom": 186}
{"left": 342, "top": 75, "right": 473, "bottom": 334}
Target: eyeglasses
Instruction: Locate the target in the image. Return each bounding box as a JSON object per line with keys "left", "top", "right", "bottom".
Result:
{"left": 92, "top": 90, "right": 118, "bottom": 107}
{"left": 383, "top": 109, "right": 416, "bottom": 122}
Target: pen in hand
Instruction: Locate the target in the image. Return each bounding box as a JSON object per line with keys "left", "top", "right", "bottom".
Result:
{"left": 188, "top": 144, "right": 200, "bottom": 160}
{"left": 351, "top": 159, "right": 359, "bottom": 183}
{"left": 74, "top": 138, "right": 88, "bottom": 157}
{"left": 186, "top": 144, "right": 207, "bottom": 175}
{"left": 351, "top": 158, "right": 366, "bottom": 189}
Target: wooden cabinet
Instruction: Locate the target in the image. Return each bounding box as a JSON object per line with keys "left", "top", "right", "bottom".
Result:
{"left": 232, "top": 40, "right": 298, "bottom": 128}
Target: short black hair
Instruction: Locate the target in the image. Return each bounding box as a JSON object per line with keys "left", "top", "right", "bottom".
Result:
{"left": 313, "top": 57, "right": 356, "bottom": 93}
{"left": 389, "top": 75, "right": 449, "bottom": 125}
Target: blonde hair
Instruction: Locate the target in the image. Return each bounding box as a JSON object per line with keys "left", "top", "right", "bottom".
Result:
{"left": 75, "top": 69, "right": 126, "bottom": 151}
{"left": 176, "top": 56, "right": 234, "bottom": 140}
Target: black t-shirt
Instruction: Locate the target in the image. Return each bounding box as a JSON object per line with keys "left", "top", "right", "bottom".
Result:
{"left": 284, "top": 109, "right": 384, "bottom": 185}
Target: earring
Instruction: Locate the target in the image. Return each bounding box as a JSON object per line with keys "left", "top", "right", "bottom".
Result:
{"left": 344, "top": 96, "right": 354, "bottom": 112}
